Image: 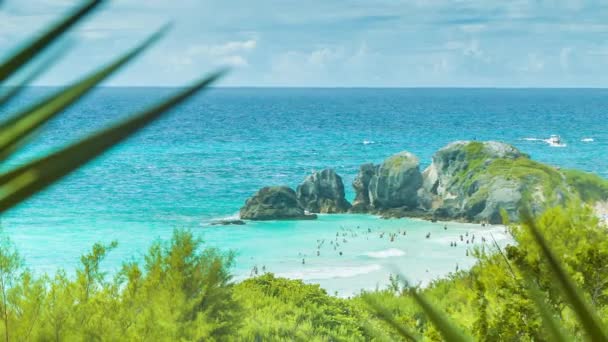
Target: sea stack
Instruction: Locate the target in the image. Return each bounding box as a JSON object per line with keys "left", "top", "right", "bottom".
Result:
{"left": 296, "top": 169, "right": 351, "bottom": 213}
{"left": 240, "top": 186, "right": 317, "bottom": 220}
{"left": 368, "top": 151, "right": 423, "bottom": 210}
{"left": 421, "top": 140, "right": 552, "bottom": 223}
{"left": 350, "top": 163, "right": 376, "bottom": 212}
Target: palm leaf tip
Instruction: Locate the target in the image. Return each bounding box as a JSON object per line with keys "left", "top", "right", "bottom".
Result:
{"left": 0, "top": 0, "right": 104, "bottom": 83}
{"left": 362, "top": 295, "right": 420, "bottom": 341}
{"left": 520, "top": 208, "right": 608, "bottom": 341}
{"left": 0, "top": 70, "right": 225, "bottom": 214}
{"left": 0, "top": 24, "right": 171, "bottom": 162}
{"left": 409, "top": 289, "right": 474, "bottom": 342}
{"left": 523, "top": 276, "right": 571, "bottom": 342}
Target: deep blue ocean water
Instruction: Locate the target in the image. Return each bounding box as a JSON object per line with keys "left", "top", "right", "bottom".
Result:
{"left": 0, "top": 88, "right": 606, "bottom": 294}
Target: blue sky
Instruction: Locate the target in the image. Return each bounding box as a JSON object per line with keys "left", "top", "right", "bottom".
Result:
{"left": 2, "top": 0, "right": 608, "bottom": 87}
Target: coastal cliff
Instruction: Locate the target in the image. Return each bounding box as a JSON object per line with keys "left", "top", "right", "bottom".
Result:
{"left": 352, "top": 140, "right": 608, "bottom": 223}
{"left": 240, "top": 141, "right": 608, "bottom": 223}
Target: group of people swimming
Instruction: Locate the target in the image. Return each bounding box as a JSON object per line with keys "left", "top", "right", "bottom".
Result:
{"left": 249, "top": 221, "right": 492, "bottom": 277}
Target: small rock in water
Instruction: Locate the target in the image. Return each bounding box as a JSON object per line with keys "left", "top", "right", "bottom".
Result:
{"left": 209, "top": 219, "right": 246, "bottom": 226}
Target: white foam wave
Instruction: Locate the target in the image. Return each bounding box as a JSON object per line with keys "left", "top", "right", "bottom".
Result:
{"left": 276, "top": 264, "right": 382, "bottom": 280}
{"left": 362, "top": 139, "right": 375, "bottom": 145}
{"left": 203, "top": 212, "right": 241, "bottom": 225}
{"left": 581, "top": 137, "right": 594, "bottom": 142}
{"left": 546, "top": 141, "right": 567, "bottom": 147}
{"left": 522, "top": 137, "right": 567, "bottom": 147}
{"left": 364, "top": 248, "right": 406, "bottom": 258}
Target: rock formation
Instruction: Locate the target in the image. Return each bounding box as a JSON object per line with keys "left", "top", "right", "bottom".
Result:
{"left": 368, "top": 151, "right": 423, "bottom": 210}
{"left": 296, "top": 169, "right": 351, "bottom": 213}
{"left": 350, "top": 163, "right": 376, "bottom": 212}
{"left": 420, "top": 141, "right": 530, "bottom": 223}
{"left": 209, "top": 219, "right": 246, "bottom": 226}
{"left": 351, "top": 141, "right": 608, "bottom": 223}
{"left": 238, "top": 140, "right": 608, "bottom": 224}
{"left": 240, "top": 186, "right": 317, "bottom": 220}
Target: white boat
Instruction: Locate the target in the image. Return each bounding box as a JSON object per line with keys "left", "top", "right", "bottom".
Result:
{"left": 545, "top": 135, "right": 566, "bottom": 147}
{"left": 548, "top": 135, "right": 561, "bottom": 144}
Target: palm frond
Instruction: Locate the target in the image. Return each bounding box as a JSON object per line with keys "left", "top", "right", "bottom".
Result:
{"left": 520, "top": 208, "right": 608, "bottom": 341}
{"left": 0, "top": 0, "right": 103, "bottom": 83}
{"left": 0, "top": 45, "right": 70, "bottom": 107}
{"left": 362, "top": 295, "right": 420, "bottom": 342}
{"left": 408, "top": 289, "right": 474, "bottom": 342}
{"left": 523, "top": 276, "right": 572, "bottom": 342}
{"left": 0, "top": 70, "right": 225, "bottom": 213}
{"left": 0, "top": 24, "right": 169, "bottom": 161}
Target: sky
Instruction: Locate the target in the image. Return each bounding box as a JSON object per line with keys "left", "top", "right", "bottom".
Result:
{"left": 1, "top": 0, "right": 608, "bottom": 87}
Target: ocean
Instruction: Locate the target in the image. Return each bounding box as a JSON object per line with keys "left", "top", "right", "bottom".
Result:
{"left": 0, "top": 87, "right": 606, "bottom": 296}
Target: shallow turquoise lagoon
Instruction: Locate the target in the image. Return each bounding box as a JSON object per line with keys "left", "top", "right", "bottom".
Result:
{"left": 0, "top": 88, "right": 604, "bottom": 295}
{"left": 5, "top": 213, "right": 510, "bottom": 296}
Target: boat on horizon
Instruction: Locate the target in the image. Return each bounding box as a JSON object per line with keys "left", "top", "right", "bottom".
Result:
{"left": 545, "top": 134, "right": 566, "bottom": 147}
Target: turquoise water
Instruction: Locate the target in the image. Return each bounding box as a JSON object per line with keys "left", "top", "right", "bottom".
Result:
{"left": 0, "top": 88, "right": 606, "bottom": 295}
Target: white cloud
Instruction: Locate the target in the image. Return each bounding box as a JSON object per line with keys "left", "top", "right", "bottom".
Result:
{"left": 78, "top": 30, "right": 110, "bottom": 41}
{"left": 187, "top": 39, "right": 257, "bottom": 57}
{"left": 165, "top": 39, "right": 257, "bottom": 70}
{"left": 520, "top": 53, "right": 545, "bottom": 72}
{"left": 560, "top": 47, "right": 573, "bottom": 70}
{"left": 432, "top": 57, "right": 449, "bottom": 74}
{"left": 308, "top": 47, "right": 343, "bottom": 67}
{"left": 459, "top": 24, "right": 486, "bottom": 33}
{"left": 220, "top": 55, "right": 249, "bottom": 67}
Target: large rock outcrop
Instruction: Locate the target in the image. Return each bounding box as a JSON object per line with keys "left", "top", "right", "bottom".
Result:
{"left": 240, "top": 186, "right": 317, "bottom": 220}
{"left": 350, "top": 141, "right": 608, "bottom": 223}
{"left": 296, "top": 169, "right": 351, "bottom": 213}
{"left": 239, "top": 141, "right": 608, "bottom": 224}
{"left": 368, "top": 151, "right": 423, "bottom": 210}
{"left": 421, "top": 141, "right": 562, "bottom": 223}
{"left": 350, "top": 163, "right": 376, "bottom": 212}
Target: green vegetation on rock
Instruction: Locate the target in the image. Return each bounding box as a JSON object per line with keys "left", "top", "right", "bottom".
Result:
{"left": 563, "top": 169, "right": 608, "bottom": 202}
{"left": 425, "top": 141, "right": 607, "bottom": 223}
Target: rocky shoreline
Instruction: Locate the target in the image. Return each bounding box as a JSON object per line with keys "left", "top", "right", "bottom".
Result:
{"left": 239, "top": 140, "right": 608, "bottom": 224}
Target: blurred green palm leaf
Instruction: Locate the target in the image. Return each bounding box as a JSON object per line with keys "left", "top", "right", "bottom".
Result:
{"left": 0, "top": 1, "right": 224, "bottom": 213}
{"left": 408, "top": 289, "right": 474, "bottom": 342}
{"left": 520, "top": 209, "right": 608, "bottom": 341}
{"left": 363, "top": 295, "right": 420, "bottom": 341}
{"left": 0, "top": 70, "right": 224, "bottom": 213}
{"left": 0, "top": 25, "right": 169, "bottom": 162}
{"left": 0, "top": 0, "right": 102, "bottom": 83}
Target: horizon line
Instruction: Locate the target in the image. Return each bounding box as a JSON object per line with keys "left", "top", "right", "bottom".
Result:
{"left": 5, "top": 85, "right": 608, "bottom": 90}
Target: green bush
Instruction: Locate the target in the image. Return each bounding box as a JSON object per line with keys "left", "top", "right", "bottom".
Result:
{"left": 0, "top": 230, "right": 241, "bottom": 341}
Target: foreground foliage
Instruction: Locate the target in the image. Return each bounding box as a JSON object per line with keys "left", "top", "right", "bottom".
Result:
{"left": 0, "top": 230, "right": 240, "bottom": 340}
{"left": 2, "top": 1, "right": 608, "bottom": 341}
{"left": 0, "top": 203, "right": 604, "bottom": 340}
